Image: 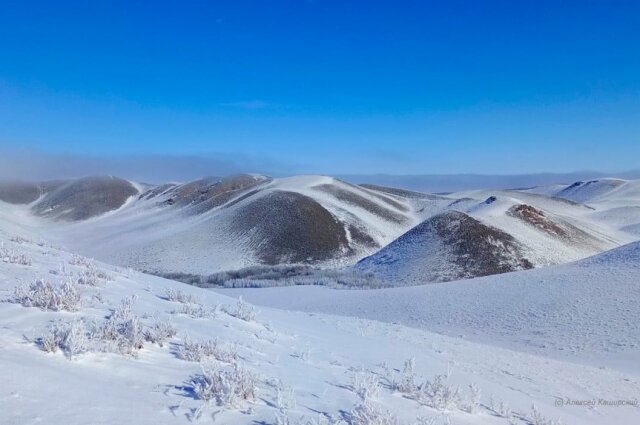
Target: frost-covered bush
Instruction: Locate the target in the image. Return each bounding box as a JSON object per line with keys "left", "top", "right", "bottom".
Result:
{"left": 275, "top": 381, "right": 297, "bottom": 410}
{"left": 100, "top": 296, "right": 144, "bottom": 355}
{"left": 76, "top": 264, "right": 113, "bottom": 286}
{"left": 40, "top": 319, "right": 93, "bottom": 359}
{"left": 172, "top": 302, "right": 217, "bottom": 319}
{"left": 488, "top": 395, "right": 512, "bottom": 418}
{"left": 178, "top": 336, "right": 238, "bottom": 363}
{"left": 386, "top": 358, "right": 417, "bottom": 394}
{"left": 414, "top": 374, "right": 461, "bottom": 411}
{"left": 35, "top": 295, "right": 164, "bottom": 358}
{"left": 68, "top": 254, "right": 94, "bottom": 267}
{"left": 530, "top": 404, "right": 563, "bottom": 425}
{"left": 76, "top": 269, "right": 99, "bottom": 286}
{"left": 383, "top": 360, "right": 470, "bottom": 412}
{"left": 224, "top": 296, "right": 258, "bottom": 322}
{"left": 13, "top": 280, "right": 81, "bottom": 312}
{"left": 144, "top": 317, "right": 177, "bottom": 347}
{"left": 190, "top": 363, "right": 257, "bottom": 407}
{"left": 165, "top": 287, "right": 199, "bottom": 304}
{"left": 0, "top": 245, "right": 32, "bottom": 266}
{"left": 462, "top": 383, "right": 481, "bottom": 414}
{"left": 351, "top": 370, "right": 381, "bottom": 401}
{"left": 349, "top": 400, "right": 399, "bottom": 425}
{"left": 179, "top": 336, "right": 216, "bottom": 362}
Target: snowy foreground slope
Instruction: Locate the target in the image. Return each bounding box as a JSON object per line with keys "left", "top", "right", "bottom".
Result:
{"left": 2, "top": 221, "right": 640, "bottom": 424}
{"left": 222, "top": 242, "right": 640, "bottom": 370}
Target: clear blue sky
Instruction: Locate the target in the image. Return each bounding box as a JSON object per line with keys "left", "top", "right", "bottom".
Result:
{"left": 0, "top": 0, "right": 639, "bottom": 175}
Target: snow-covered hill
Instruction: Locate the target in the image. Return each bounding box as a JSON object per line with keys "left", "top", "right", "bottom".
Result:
{"left": 355, "top": 210, "right": 533, "bottom": 285}
{"left": 2, "top": 217, "right": 639, "bottom": 425}
{"left": 1, "top": 175, "right": 638, "bottom": 285}
{"left": 1, "top": 175, "right": 449, "bottom": 275}
{"left": 352, "top": 183, "right": 633, "bottom": 285}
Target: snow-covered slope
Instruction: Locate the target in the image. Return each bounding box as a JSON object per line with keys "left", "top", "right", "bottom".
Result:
{"left": 554, "top": 178, "right": 638, "bottom": 204}
{"left": 524, "top": 177, "right": 640, "bottom": 210}
{"left": 16, "top": 175, "right": 446, "bottom": 275}
{"left": 2, "top": 216, "right": 639, "bottom": 425}
{"left": 222, "top": 241, "right": 640, "bottom": 370}
{"left": 523, "top": 178, "right": 640, "bottom": 240}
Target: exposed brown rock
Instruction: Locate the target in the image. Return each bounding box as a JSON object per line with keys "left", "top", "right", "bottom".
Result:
{"left": 508, "top": 204, "right": 567, "bottom": 237}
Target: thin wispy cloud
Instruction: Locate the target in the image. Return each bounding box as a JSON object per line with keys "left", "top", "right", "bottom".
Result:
{"left": 220, "top": 100, "right": 273, "bottom": 110}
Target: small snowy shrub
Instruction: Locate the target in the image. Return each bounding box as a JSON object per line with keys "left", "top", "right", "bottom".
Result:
{"left": 179, "top": 336, "right": 215, "bottom": 362}
{"left": 275, "top": 381, "right": 297, "bottom": 410}
{"left": 530, "top": 404, "right": 563, "bottom": 425}
{"left": 41, "top": 324, "right": 63, "bottom": 353}
{"left": 68, "top": 254, "right": 94, "bottom": 267}
{"left": 0, "top": 245, "right": 32, "bottom": 266}
{"left": 144, "top": 317, "right": 177, "bottom": 347}
{"left": 190, "top": 363, "right": 257, "bottom": 407}
{"left": 462, "top": 383, "right": 481, "bottom": 414}
{"left": 349, "top": 400, "right": 399, "bottom": 425}
{"left": 76, "top": 269, "right": 99, "bottom": 286}
{"left": 351, "top": 370, "right": 381, "bottom": 401}
{"left": 100, "top": 296, "right": 144, "bottom": 355}
{"left": 165, "top": 287, "right": 199, "bottom": 304}
{"left": 225, "top": 296, "right": 258, "bottom": 322}
{"left": 172, "top": 302, "right": 217, "bottom": 319}
{"left": 13, "top": 280, "right": 81, "bottom": 312}
{"left": 386, "top": 358, "right": 417, "bottom": 394}
{"left": 60, "top": 319, "right": 91, "bottom": 359}
{"left": 40, "top": 319, "right": 93, "bottom": 359}
{"left": 414, "top": 374, "right": 461, "bottom": 411}
{"left": 76, "top": 264, "right": 113, "bottom": 286}
{"left": 178, "top": 336, "right": 238, "bottom": 363}
{"left": 488, "top": 396, "right": 512, "bottom": 418}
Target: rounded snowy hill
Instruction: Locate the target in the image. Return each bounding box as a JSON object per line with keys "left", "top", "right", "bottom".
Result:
{"left": 355, "top": 210, "right": 533, "bottom": 285}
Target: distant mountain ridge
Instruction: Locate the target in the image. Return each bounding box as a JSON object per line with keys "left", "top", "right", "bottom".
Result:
{"left": 0, "top": 174, "right": 638, "bottom": 285}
